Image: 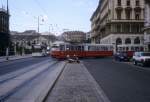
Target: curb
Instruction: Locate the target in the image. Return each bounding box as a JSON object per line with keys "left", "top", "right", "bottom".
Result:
{"left": 36, "top": 61, "right": 67, "bottom": 102}
{"left": 0, "top": 55, "right": 32, "bottom": 63}
{"left": 80, "top": 62, "right": 111, "bottom": 102}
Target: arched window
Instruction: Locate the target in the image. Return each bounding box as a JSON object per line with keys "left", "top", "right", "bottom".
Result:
{"left": 116, "top": 38, "right": 122, "bottom": 45}
{"left": 134, "top": 37, "right": 140, "bottom": 44}
{"left": 125, "top": 38, "right": 131, "bottom": 44}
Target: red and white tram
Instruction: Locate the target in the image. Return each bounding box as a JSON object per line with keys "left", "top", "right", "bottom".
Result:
{"left": 51, "top": 42, "right": 113, "bottom": 59}
{"left": 117, "top": 44, "right": 145, "bottom": 58}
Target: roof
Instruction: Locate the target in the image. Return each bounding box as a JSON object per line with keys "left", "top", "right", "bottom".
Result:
{"left": 90, "top": 0, "right": 101, "bottom": 21}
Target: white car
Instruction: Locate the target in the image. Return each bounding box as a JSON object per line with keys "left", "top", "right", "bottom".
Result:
{"left": 132, "top": 52, "right": 150, "bottom": 66}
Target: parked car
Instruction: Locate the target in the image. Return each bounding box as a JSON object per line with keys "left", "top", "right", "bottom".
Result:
{"left": 114, "top": 52, "right": 130, "bottom": 61}
{"left": 132, "top": 52, "right": 150, "bottom": 66}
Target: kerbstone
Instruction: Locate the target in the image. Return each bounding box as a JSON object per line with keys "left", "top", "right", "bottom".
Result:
{"left": 45, "top": 62, "right": 110, "bottom": 102}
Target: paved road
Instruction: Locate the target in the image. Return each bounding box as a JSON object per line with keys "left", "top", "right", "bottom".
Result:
{"left": 83, "top": 58, "right": 150, "bottom": 102}
{"left": 0, "top": 56, "right": 53, "bottom": 76}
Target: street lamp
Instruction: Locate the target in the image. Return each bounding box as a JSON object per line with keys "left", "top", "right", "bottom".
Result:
{"left": 34, "top": 15, "right": 43, "bottom": 33}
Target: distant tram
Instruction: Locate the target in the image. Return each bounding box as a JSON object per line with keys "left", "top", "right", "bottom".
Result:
{"left": 50, "top": 42, "right": 113, "bottom": 59}
{"left": 117, "top": 44, "right": 145, "bottom": 58}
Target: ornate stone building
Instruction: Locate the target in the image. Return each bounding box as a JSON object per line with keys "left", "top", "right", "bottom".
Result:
{"left": 144, "top": 0, "right": 150, "bottom": 51}
{"left": 62, "top": 31, "right": 86, "bottom": 43}
{"left": 91, "top": 0, "right": 145, "bottom": 52}
{"left": 11, "top": 30, "right": 56, "bottom": 55}
{"left": 0, "top": 8, "right": 10, "bottom": 56}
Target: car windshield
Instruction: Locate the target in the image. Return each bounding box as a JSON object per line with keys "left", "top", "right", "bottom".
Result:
{"left": 141, "top": 52, "right": 150, "bottom": 56}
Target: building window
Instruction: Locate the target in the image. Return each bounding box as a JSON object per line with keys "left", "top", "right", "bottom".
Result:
{"left": 116, "top": 38, "right": 122, "bottom": 45}
{"left": 118, "top": 0, "right": 121, "bottom": 6}
{"left": 134, "top": 37, "right": 140, "bottom": 44}
{"left": 116, "top": 24, "right": 121, "bottom": 32}
{"left": 136, "top": 0, "right": 140, "bottom": 6}
{"left": 125, "top": 38, "right": 131, "bottom": 44}
{"left": 133, "top": 24, "right": 140, "bottom": 33}
{"left": 116, "top": 10, "right": 122, "bottom": 20}
{"left": 127, "top": 0, "right": 130, "bottom": 6}
{"left": 135, "top": 13, "right": 140, "bottom": 20}
{"left": 126, "top": 11, "right": 131, "bottom": 19}
{"left": 124, "top": 24, "right": 130, "bottom": 33}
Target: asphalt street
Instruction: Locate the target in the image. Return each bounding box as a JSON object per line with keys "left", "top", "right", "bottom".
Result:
{"left": 83, "top": 57, "right": 150, "bottom": 102}
{"left": 0, "top": 56, "right": 53, "bottom": 76}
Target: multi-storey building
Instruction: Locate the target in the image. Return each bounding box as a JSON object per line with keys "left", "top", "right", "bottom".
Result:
{"left": 86, "top": 31, "right": 92, "bottom": 43}
{"left": 11, "top": 30, "right": 56, "bottom": 55}
{"left": 62, "top": 31, "right": 86, "bottom": 43}
{"left": 91, "top": 0, "right": 145, "bottom": 52}
{"left": 0, "top": 7, "right": 10, "bottom": 56}
{"left": 144, "top": 0, "right": 150, "bottom": 51}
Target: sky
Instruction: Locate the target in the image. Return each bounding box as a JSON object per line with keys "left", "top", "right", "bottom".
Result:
{"left": 1, "top": 0, "right": 99, "bottom": 35}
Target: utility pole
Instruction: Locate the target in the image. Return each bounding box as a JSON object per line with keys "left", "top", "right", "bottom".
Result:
{"left": 38, "top": 16, "right": 39, "bottom": 33}
{"left": 49, "top": 25, "right": 51, "bottom": 47}
{"left": 37, "top": 16, "right": 40, "bottom": 44}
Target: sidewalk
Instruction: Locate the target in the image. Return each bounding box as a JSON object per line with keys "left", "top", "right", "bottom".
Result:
{"left": 0, "top": 55, "right": 32, "bottom": 63}
{"left": 45, "top": 62, "right": 110, "bottom": 102}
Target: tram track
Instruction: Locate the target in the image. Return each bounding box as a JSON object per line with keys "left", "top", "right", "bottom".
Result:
{"left": 0, "top": 60, "right": 59, "bottom": 102}
{"left": 0, "top": 60, "right": 52, "bottom": 84}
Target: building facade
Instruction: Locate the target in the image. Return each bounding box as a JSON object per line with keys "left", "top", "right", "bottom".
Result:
{"left": 0, "top": 8, "right": 10, "bottom": 56}
{"left": 62, "top": 31, "right": 86, "bottom": 43}
{"left": 144, "top": 0, "right": 150, "bottom": 51}
{"left": 11, "top": 30, "right": 56, "bottom": 55}
{"left": 86, "top": 31, "right": 92, "bottom": 43}
{"left": 91, "top": 0, "right": 145, "bottom": 52}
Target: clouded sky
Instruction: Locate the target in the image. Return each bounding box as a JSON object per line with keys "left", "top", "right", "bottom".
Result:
{"left": 1, "top": 0, "right": 98, "bottom": 35}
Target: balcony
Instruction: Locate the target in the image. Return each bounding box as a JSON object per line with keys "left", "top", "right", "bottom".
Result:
{"left": 110, "top": 19, "right": 144, "bottom": 23}
{"left": 134, "top": 4, "right": 142, "bottom": 12}
{"left": 134, "top": 7, "right": 142, "bottom": 12}
{"left": 125, "top": 5, "right": 132, "bottom": 10}
{"left": 115, "top": 5, "right": 123, "bottom": 11}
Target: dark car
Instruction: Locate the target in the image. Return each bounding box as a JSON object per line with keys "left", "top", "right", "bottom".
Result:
{"left": 114, "top": 52, "right": 130, "bottom": 61}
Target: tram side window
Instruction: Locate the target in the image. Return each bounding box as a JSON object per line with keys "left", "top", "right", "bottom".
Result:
{"left": 101, "top": 46, "right": 104, "bottom": 51}
{"left": 88, "top": 46, "right": 91, "bottom": 51}
{"left": 140, "top": 47, "right": 143, "bottom": 51}
{"left": 89, "top": 46, "right": 92, "bottom": 51}
{"left": 70, "top": 46, "right": 74, "bottom": 51}
{"left": 126, "top": 47, "right": 129, "bottom": 51}
{"left": 96, "top": 46, "right": 98, "bottom": 51}
{"left": 60, "top": 45, "right": 65, "bottom": 51}
{"left": 102, "top": 46, "right": 108, "bottom": 51}
{"left": 81, "top": 46, "right": 84, "bottom": 51}
{"left": 135, "top": 47, "right": 139, "bottom": 51}
{"left": 105, "top": 47, "right": 108, "bottom": 51}
{"left": 131, "top": 47, "right": 134, "bottom": 51}
{"left": 66, "top": 45, "right": 70, "bottom": 51}
{"left": 77, "top": 46, "right": 82, "bottom": 51}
